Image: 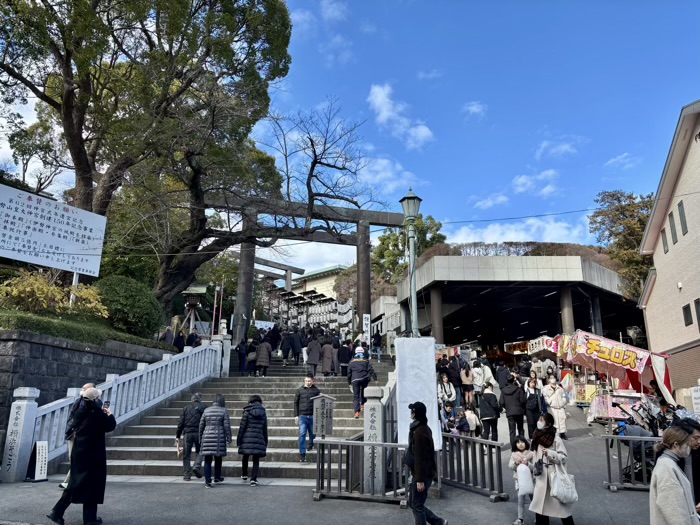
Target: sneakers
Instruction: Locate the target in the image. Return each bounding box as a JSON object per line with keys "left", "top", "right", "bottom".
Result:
{"left": 354, "top": 412, "right": 360, "bottom": 419}
{"left": 183, "top": 476, "right": 191, "bottom": 481}
{"left": 46, "top": 513, "right": 64, "bottom": 525}
{"left": 214, "top": 477, "right": 224, "bottom": 483}
{"left": 299, "top": 455, "right": 307, "bottom": 462}
{"left": 250, "top": 479, "right": 258, "bottom": 486}
{"left": 205, "top": 482, "right": 213, "bottom": 488}
{"left": 308, "top": 444, "right": 314, "bottom": 451}
{"left": 241, "top": 475, "right": 248, "bottom": 481}
{"left": 58, "top": 482, "right": 68, "bottom": 489}
{"left": 192, "top": 467, "right": 203, "bottom": 478}
{"left": 513, "top": 519, "right": 524, "bottom": 525}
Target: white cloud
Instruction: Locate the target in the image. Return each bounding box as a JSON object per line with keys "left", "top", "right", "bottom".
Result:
{"left": 512, "top": 169, "right": 558, "bottom": 195}
{"left": 473, "top": 193, "right": 509, "bottom": 210}
{"left": 462, "top": 101, "right": 487, "bottom": 118}
{"left": 320, "top": 0, "right": 348, "bottom": 22}
{"left": 319, "top": 35, "right": 353, "bottom": 67}
{"left": 367, "top": 83, "right": 434, "bottom": 150}
{"left": 291, "top": 9, "right": 316, "bottom": 34}
{"left": 604, "top": 152, "right": 641, "bottom": 170}
{"left": 360, "top": 157, "right": 418, "bottom": 195}
{"left": 360, "top": 23, "right": 377, "bottom": 34}
{"left": 257, "top": 240, "right": 357, "bottom": 275}
{"left": 535, "top": 140, "right": 578, "bottom": 161}
{"left": 417, "top": 69, "right": 442, "bottom": 80}
{"left": 446, "top": 216, "right": 592, "bottom": 245}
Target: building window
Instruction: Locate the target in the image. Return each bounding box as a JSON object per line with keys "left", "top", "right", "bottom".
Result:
{"left": 669, "top": 211, "right": 678, "bottom": 244}
{"left": 696, "top": 300, "right": 700, "bottom": 333}
{"left": 661, "top": 229, "right": 669, "bottom": 253}
{"left": 683, "top": 304, "right": 693, "bottom": 326}
{"left": 678, "top": 200, "right": 688, "bottom": 235}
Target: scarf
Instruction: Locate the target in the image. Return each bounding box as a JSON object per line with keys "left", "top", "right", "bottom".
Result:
{"left": 531, "top": 425, "right": 556, "bottom": 450}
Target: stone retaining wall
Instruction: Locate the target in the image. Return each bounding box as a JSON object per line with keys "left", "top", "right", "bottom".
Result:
{"left": 0, "top": 330, "right": 173, "bottom": 457}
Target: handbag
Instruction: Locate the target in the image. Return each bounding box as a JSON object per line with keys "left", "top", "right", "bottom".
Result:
{"left": 247, "top": 351, "right": 257, "bottom": 363}
{"left": 549, "top": 462, "right": 578, "bottom": 504}
{"left": 533, "top": 458, "right": 544, "bottom": 477}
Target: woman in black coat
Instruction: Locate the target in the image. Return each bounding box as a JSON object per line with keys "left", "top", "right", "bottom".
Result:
{"left": 199, "top": 393, "right": 232, "bottom": 487}
{"left": 47, "top": 388, "right": 116, "bottom": 525}
{"left": 236, "top": 395, "right": 268, "bottom": 486}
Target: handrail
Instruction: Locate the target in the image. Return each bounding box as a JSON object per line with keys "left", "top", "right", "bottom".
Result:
{"left": 601, "top": 434, "right": 661, "bottom": 492}
{"left": 27, "top": 342, "right": 222, "bottom": 466}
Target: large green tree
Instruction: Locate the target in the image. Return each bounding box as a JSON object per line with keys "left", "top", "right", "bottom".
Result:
{"left": 589, "top": 190, "right": 654, "bottom": 299}
{"left": 371, "top": 214, "right": 446, "bottom": 284}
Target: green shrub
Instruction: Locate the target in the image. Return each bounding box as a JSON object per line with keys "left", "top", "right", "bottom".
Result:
{"left": 0, "top": 310, "right": 172, "bottom": 350}
{"left": 95, "top": 275, "right": 164, "bottom": 338}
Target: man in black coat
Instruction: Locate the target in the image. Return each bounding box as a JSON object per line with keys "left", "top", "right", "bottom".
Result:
{"left": 176, "top": 392, "right": 206, "bottom": 480}
{"left": 290, "top": 327, "right": 303, "bottom": 365}
{"left": 495, "top": 361, "right": 510, "bottom": 390}
{"left": 337, "top": 339, "right": 352, "bottom": 377}
{"left": 407, "top": 401, "right": 447, "bottom": 525}
{"left": 47, "top": 388, "right": 116, "bottom": 525}
{"left": 294, "top": 374, "right": 321, "bottom": 462}
{"left": 499, "top": 375, "right": 527, "bottom": 446}
{"left": 347, "top": 348, "right": 378, "bottom": 419}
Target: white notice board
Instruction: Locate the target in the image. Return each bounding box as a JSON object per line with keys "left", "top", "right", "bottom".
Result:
{"left": 0, "top": 184, "right": 106, "bottom": 276}
{"left": 395, "top": 337, "right": 442, "bottom": 450}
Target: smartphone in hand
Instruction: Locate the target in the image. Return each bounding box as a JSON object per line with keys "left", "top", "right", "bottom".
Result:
{"left": 103, "top": 401, "right": 111, "bottom": 409}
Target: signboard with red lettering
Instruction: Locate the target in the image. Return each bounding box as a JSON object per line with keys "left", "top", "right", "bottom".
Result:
{"left": 0, "top": 184, "right": 106, "bottom": 276}
{"left": 570, "top": 330, "right": 650, "bottom": 373}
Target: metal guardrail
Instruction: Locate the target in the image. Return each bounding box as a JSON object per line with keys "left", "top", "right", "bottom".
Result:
{"left": 313, "top": 436, "right": 409, "bottom": 505}
{"left": 601, "top": 434, "right": 662, "bottom": 492}
{"left": 441, "top": 433, "right": 509, "bottom": 502}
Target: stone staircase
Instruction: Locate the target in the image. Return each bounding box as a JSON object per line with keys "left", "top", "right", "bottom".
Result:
{"left": 58, "top": 354, "right": 394, "bottom": 482}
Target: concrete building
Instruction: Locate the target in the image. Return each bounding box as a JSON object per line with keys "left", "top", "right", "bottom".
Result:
{"left": 394, "top": 255, "right": 643, "bottom": 349}
{"left": 290, "top": 264, "right": 348, "bottom": 299}
{"left": 639, "top": 99, "right": 700, "bottom": 389}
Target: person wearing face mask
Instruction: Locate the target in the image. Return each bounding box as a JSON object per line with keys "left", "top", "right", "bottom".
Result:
{"left": 59, "top": 383, "right": 99, "bottom": 490}
{"left": 677, "top": 418, "right": 700, "bottom": 507}
{"left": 649, "top": 426, "right": 700, "bottom": 525}
{"left": 542, "top": 376, "right": 568, "bottom": 440}
{"left": 529, "top": 413, "right": 575, "bottom": 525}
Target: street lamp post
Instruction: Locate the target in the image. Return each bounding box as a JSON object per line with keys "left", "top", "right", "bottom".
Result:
{"left": 400, "top": 188, "right": 422, "bottom": 337}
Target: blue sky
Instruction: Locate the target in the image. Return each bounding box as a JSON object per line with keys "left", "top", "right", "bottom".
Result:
{"left": 258, "top": 0, "right": 700, "bottom": 271}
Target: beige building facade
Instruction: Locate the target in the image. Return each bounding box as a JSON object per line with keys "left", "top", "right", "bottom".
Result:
{"left": 291, "top": 265, "right": 347, "bottom": 300}
{"left": 640, "top": 100, "right": 700, "bottom": 390}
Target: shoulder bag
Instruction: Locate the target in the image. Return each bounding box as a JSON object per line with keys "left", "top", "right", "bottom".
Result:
{"left": 549, "top": 462, "right": 578, "bottom": 504}
{"left": 247, "top": 351, "right": 257, "bottom": 363}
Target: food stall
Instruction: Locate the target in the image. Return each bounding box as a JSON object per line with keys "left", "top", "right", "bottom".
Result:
{"left": 561, "top": 330, "right": 673, "bottom": 423}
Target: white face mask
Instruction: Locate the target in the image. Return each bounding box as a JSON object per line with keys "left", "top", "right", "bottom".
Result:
{"left": 549, "top": 379, "right": 556, "bottom": 385}
{"left": 537, "top": 421, "right": 546, "bottom": 430}
{"left": 79, "top": 390, "right": 85, "bottom": 397}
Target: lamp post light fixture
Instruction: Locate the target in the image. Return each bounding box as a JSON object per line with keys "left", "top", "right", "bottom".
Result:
{"left": 400, "top": 188, "right": 422, "bottom": 337}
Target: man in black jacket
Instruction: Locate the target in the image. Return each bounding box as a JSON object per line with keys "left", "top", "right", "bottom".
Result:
{"left": 348, "top": 348, "right": 378, "bottom": 419}
{"left": 176, "top": 393, "right": 206, "bottom": 480}
{"left": 407, "top": 401, "right": 447, "bottom": 525}
{"left": 678, "top": 417, "right": 700, "bottom": 506}
{"left": 290, "top": 327, "right": 303, "bottom": 365}
{"left": 294, "top": 374, "right": 321, "bottom": 462}
{"left": 499, "top": 375, "right": 527, "bottom": 446}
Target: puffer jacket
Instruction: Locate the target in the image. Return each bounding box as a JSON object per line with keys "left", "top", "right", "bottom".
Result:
{"left": 294, "top": 384, "right": 321, "bottom": 416}
{"left": 306, "top": 340, "right": 321, "bottom": 365}
{"left": 256, "top": 342, "right": 272, "bottom": 367}
{"left": 199, "top": 404, "right": 232, "bottom": 457}
{"left": 347, "top": 358, "right": 377, "bottom": 384}
{"left": 237, "top": 401, "right": 268, "bottom": 458}
{"left": 176, "top": 401, "right": 206, "bottom": 438}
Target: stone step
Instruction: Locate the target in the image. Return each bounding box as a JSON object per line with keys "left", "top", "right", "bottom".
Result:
{"left": 194, "top": 386, "right": 355, "bottom": 393}
{"left": 156, "top": 407, "right": 361, "bottom": 418}
{"left": 106, "top": 447, "right": 339, "bottom": 462}
{"left": 168, "top": 400, "right": 357, "bottom": 409}
{"left": 122, "top": 425, "right": 362, "bottom": 437}
{"left": 141, "top": 415, "right": 364, "bottom": 427}
{"left": 58, "top": 459, "right": 336, "bottom": 479}
{"left": 107, "top": 435, "right": 360, "bottom": 448}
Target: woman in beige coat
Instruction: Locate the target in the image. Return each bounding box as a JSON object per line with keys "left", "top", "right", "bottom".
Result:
{"left": 649, "top": 426, "right": 700, "bottom": 525}
{"left": 542, "top": 377, "right": 568, "bottom": 439}
{"left": 529, "top": 413, "right": 575, "bottom": 525}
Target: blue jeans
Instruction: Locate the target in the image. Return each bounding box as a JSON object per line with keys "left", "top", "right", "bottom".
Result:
{"left": 299, "top": 415, "right": 315, "bottom": 455}
{"left": 371, "top": 345, "right": 381, "bottom": 361}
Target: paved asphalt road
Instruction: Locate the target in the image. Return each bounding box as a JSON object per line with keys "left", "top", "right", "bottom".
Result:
{"left": 0, "top": 403, "right": 650, "bottom": 525}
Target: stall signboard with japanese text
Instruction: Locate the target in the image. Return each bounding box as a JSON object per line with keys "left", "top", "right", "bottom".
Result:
{"left": 529, "top": 336, "right": 559, "bottom": 355}
{"left": 572, "top": 330, "right": 650, "bottom": 372}
{"left": 0, "top": 185, "right": 106, "bottom": 276}
{"left": 504, "top": 340, "right": 529, "bottom": 354}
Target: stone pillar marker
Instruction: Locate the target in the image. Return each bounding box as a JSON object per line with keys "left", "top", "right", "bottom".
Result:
{"left": 1, "top": 387, "right": 40, "bottom": 483}
{"left": 363, "top": 385, "right": 385, "bottom": 495}
{"left": 211, "top": 335, "right": 223, "bottom": 378}
{"left": 560, "top": 287, "right": 575, "bottom": 334}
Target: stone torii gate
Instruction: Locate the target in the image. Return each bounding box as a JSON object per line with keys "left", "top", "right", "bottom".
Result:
{"left": 205, "top": 195, "right": 404, "bottom": 346}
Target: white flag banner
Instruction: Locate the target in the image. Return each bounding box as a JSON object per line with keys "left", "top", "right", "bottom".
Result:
{"left": 395, "top": 337, "right": 441, "bottom": 450}
{"left": 0, "top": 184, "right": 106, "bottom": 276}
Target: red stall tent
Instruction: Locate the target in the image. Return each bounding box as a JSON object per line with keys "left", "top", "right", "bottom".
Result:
{"left": 564, "top": 330, "right": 674, "bottom": 405}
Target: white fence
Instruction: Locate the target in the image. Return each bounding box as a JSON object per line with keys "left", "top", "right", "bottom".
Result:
{"left": 2, "top": 341, "right": 223, "bottom": 482}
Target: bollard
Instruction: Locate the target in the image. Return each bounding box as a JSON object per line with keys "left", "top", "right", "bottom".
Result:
{"left": 363, "top": 385, "right": 385, "bottom": 494}
{"left": 1, "top": 388, "right": 40, "bottom": 482}
{"left": 221, "top": 335, "right": 232, "bottom": 378}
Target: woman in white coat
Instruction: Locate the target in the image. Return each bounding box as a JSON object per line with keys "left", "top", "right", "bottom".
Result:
{"left": 529, "top": 413, "right": 575, "bottom": 525}
{"left": 542, "top": 377, "right": 568, "bottom": 439}
{"left": 649, "top": 426, "right": 700, "bottom": 525}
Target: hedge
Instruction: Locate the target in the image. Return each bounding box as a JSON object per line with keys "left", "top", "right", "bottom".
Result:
{"left": 0, "top": 310, "right": 173, "bottom": 351}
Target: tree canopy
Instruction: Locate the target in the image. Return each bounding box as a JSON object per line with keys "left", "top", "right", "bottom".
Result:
{"left": 588, "top": 190, "right": 654, "bottom": 299}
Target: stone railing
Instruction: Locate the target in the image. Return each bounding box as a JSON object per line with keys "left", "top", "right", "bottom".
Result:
{"left": 1, "top": 340, "right": 225, "bottom": 483}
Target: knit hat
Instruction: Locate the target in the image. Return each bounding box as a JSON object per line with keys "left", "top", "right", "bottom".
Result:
{"left": 354, "top": 347, "right": 364, "bottom": 355}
